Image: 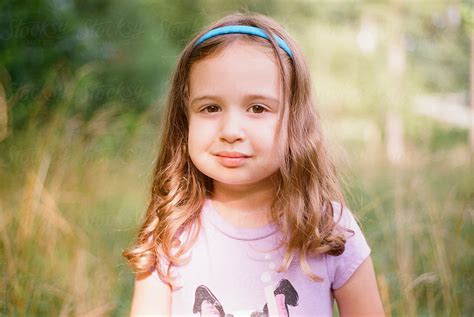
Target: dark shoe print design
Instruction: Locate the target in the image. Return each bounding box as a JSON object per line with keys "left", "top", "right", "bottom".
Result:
{"left": 193, "top": 279, "right": 299, "bottom": 317}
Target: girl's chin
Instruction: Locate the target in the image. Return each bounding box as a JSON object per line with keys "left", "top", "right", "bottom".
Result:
{"left": 210, "top": 175, "right": 274, "bottom": 187}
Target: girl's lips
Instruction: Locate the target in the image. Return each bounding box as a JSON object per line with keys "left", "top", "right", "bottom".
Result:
{"left": 215, "top": 151, "right": 251, "bottom": 158}
{"left": 215, "top": 155, "right": 250, "bottom": 167}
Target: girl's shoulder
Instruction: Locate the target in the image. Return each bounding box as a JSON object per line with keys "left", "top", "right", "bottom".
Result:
{"left": 324, "top": 201, "right": 372, "bottom": 290}
{"left": 150, "top": 219, "right": 200, "bottom": 276}
{"left": 327, "top": 200, "right": 361, "bottom": 235}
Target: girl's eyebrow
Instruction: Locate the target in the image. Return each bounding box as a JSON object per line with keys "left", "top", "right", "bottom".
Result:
{"left": 190, "top": 94, "right": 280, "bottom": 106}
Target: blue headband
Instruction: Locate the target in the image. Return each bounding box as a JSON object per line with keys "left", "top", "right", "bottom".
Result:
{"left": 194, "top": 25, "right": 293, "bottom": 59}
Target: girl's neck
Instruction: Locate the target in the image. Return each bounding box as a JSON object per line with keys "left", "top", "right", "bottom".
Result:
{"left": 210, "top": 179, "right": 276, "bottom": 228}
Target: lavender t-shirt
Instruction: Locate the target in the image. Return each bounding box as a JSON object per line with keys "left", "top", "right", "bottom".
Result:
{"left": 151, "top": 198, "right": 371, "bottom": 316}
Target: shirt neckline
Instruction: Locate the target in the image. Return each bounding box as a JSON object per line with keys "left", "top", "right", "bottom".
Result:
{"left": 202, "top": 197, "right": 279, "bottom": 241}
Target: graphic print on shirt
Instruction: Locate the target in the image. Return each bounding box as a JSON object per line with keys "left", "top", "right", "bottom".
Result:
{"left": 192, "top": 279, "right": 299, "bottom": 317}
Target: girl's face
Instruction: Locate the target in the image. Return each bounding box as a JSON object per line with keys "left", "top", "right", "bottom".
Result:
{"left": 187, "top": 40, "right": 285, "bottom": 188}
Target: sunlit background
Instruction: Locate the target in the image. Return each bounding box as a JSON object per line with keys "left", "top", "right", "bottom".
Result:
{"left": 0, "top": 1, "right": 472, "bottom": 316}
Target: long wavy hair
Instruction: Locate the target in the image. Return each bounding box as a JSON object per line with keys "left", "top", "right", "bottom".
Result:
{"left": 123, "top": 11, "right": 351, "bottom": 291}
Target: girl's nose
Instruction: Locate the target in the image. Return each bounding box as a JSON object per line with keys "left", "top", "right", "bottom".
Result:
{"left": 219, "top": 110, "right": 246, "bottom": 143}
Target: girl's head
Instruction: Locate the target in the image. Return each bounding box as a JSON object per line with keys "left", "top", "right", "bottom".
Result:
{"left": 188, "top": 33, "right": 287, "bottom": 191}
{"left": 123, "top": 12, "right": 347, "bottom": 290}
{"left": 166, "top": 12, "right": 310, "bottom": 194}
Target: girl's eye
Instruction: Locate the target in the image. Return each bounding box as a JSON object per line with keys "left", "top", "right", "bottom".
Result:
{"left": 249, "top": 104, "right": 267, "bottom": 114}
{"left": 201, "top": 105, "right": 220, "bottom": 113}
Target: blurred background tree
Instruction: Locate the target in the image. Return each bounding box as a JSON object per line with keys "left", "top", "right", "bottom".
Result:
{"left": 0, "top": 0, "right": 472, "bottom": 316}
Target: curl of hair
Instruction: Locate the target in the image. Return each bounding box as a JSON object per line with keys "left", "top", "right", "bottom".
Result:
{"left": 123, "top": 11, "right": 353, "bottom": 290}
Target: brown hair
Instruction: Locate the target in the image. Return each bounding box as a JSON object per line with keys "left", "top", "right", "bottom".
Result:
{"left": 122, "top": 11, "right": 350, "bottom": 291}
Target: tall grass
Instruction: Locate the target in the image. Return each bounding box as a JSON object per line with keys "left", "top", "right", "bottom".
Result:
{"left": 0, "top": 73, "right": 158, "bottom": 316}
{"left": 333, "top": 117, "right": 473, "bottom": 316}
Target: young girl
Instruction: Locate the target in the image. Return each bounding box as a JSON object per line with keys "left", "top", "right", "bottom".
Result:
{"left": 123, "top": 12, "right": 384, "bottom": 317}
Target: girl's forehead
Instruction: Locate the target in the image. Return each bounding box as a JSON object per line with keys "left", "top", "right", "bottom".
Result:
{"left": 188, "top": 41, "right": 282, "bottom": 101}
{"left": 210, "top": 39, "right": 276, "bottom": 60}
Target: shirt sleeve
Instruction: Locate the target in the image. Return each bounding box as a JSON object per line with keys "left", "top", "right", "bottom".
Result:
{"left": 326, "top": 202, "right": 371, "bottom": 290}
{"left": 148, "top": 227, "right": 190, "bottom": 286}
{"left": 148, "top": 253, "right": 183, "bottom": 290}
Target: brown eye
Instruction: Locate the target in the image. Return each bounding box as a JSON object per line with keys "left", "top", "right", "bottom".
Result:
{"left": 250, "top": 104, "right": 266, "bottom": 114}
{"left": 202, "top": 105, "right": 219, "bottom": 113}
